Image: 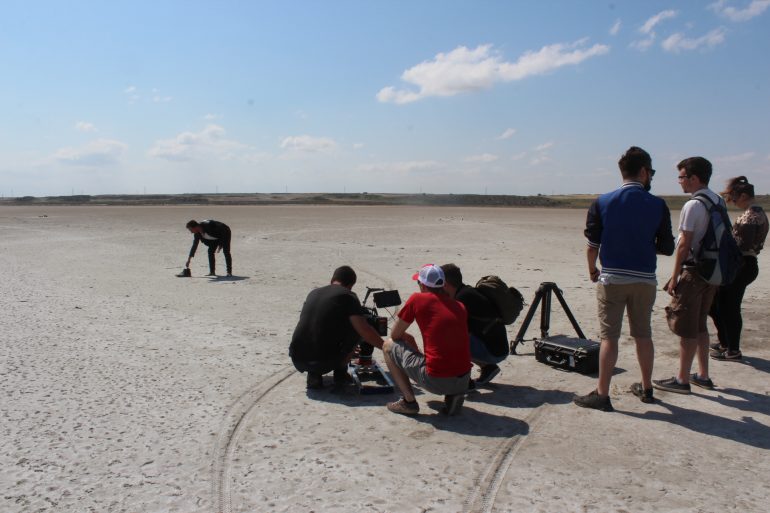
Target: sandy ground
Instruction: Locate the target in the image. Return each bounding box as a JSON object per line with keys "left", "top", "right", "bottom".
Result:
{"left": 1, "top": 204, "right": 769, "bottom": 513}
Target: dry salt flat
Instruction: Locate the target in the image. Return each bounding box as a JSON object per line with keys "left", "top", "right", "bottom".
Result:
{"left": 1, "top": 204, "right": 769, "bottom": 513}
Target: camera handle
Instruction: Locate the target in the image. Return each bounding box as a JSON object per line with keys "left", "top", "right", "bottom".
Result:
{"left": 510, "top": 282, "right": 585, "bottom": 355}
{"left": 362, "top": 286, "right": 385, "bottom": 309}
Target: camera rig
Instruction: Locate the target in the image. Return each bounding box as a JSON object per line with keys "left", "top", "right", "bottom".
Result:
{"left": 349, "top": 286, "right": 401, "bottom": 394}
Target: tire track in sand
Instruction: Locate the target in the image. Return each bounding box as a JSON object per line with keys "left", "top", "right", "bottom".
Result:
{"left": 211, "top": 366, "right": 296, "bottom": 513}
{"left": 462, "top": 405, "right": 549, "bottom": 513}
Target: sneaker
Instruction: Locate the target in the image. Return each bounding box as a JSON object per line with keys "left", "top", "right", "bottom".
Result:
{"left": 690, "top": 373, "right": 715, "bottom": 390}
{"left": 710, "top": 342, "right": 727, "bottom": 352}
{"left": 573, "top": 390, "right": 614, "bottom": 412}
{"left": 206, "top": 272, "right": 217, "bottom": 277}
{"left": 442, "top": 394, "right": 465, "bottom": 415}
{"left": 476, "top": 364, "right": 501, "bottom": 386}
{"left": 652, "top": 377, "right": 691, "bottom": 394}
{"left": 711, "top": 349, "right": 742, "bottom": 361}
{"left": 387, "top": 397, "right": 419, "bottom": 415}
{"left": 630, "top": 383, "right": 654, "bottom": 404}
{"left": 333, "top": 368, "right": 354, "bottom": 385}
{"left": 306, "top": 372, "right": 324, "bottom": 390}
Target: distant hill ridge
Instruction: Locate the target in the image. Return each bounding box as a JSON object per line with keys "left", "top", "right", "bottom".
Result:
{"left": 2, "top": 192, "right": 768, "bottom": 211}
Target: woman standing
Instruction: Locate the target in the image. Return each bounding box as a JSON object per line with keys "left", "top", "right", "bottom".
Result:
{"left": 710, "top": 176, "right": 769, "bottom": 361}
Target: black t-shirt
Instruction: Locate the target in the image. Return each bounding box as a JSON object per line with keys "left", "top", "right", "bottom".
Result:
{"left": 289, "top": 284, "right": 363, "bottom": 362}
{"left": 455, "top": 284, "right": 509, "bottom": 357}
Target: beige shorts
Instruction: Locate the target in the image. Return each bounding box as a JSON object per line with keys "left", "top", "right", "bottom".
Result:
{"left": 665, "top": 268, "right": 717, "bottom": 339}
{"left": 597, "top": 282, "right": 656, "bottom": 341}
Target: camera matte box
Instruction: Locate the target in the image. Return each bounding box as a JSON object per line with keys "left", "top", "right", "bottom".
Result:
{"left": 534, "top": 335, "right": 599, "bottom": 374}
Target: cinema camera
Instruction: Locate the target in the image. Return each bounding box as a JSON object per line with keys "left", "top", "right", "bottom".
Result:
{"left": 349, "top": 286, "right": 401, "bottom": 394}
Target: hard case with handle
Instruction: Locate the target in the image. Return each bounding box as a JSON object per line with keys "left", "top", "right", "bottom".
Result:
{"left": 533, "top": 334, "right": 600, "bottom": 374}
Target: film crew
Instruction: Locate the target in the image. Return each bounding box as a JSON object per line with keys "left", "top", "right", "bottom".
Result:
{"left": 185, "top": 219, "right": 233, "bottom": 276}
{"left": 441, "top": 263, "right": 508, "bottom": 387}
{"left": 574, "top": 146, "right": 674, "bottom": 412}
{"left": 382, "top": 264, "right": 471, "bottom": 416}
{"left": 709, "top": 176, "right": 768, "bottom": 361}
{"left": 290, "top": 266, "right": 385, "bottom": 390}
{"left": 653, "top": 157, "right": 722, "bottom": 395}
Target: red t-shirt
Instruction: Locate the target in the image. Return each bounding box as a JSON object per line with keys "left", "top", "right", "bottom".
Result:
{"left": 398, "top": 292, "right": 471, "bottom": 377}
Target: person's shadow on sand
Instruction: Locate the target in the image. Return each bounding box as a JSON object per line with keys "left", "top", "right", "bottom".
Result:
{"left": 413, "top": 404, "right": 530, "bottom": 438}
{"left": 740, "top": 355, "right": 770, "bottom": 374}
{"left": 621, "top": 400, "right": 770, "bottom": 450}
{"left": 305, "top": 384, "right": 396, "bottom": 408}
{"left": 465, "top": 384, "right": 574, "bottom": 409}
{"left": 208, "top": 275, "right": 249, "bottom": 282}
{"left": 701, "top": 387, "right": 770, "bottom": 416}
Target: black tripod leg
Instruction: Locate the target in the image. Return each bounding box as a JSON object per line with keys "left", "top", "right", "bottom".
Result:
{"left": 511, "top": 289, "right": 543, "bottom": 354}
{"left": 539, "top": 288, "right": 552, "bottom": 339}
{"left": 552, "top": 287, "right": 587, "bottom": 339}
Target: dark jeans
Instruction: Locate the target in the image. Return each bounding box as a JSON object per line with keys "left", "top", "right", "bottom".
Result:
{"left": 203, "top": 228, "right": 232, "bottom": 274}
{"left": 709, "top": 256, "right": 759, "bottom": 352}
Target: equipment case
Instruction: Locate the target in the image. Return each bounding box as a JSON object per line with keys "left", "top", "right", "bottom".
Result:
{"left": 534, "top": 335, "right": 600, "bottom": 374}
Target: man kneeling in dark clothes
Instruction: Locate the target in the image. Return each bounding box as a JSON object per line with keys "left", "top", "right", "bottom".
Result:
{"left": 290, "top": 266, "right": 386, "bottom": 389}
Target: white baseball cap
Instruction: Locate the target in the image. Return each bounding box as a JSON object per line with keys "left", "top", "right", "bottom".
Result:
{"left": 411, "top": 264, "right": 445, "bottom": 288}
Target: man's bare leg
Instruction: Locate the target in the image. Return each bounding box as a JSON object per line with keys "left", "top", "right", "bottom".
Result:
{"left": 382, "top": 339, "right": 416, "bottom": 402}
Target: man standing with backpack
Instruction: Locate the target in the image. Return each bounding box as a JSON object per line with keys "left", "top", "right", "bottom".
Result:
{"left": 654, "top": 157, "right": 725, "bottom": 395}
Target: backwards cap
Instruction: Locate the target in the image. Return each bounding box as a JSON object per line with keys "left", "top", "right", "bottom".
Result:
{"left": 411, "top": 264, "right": 445, "bottom": 288}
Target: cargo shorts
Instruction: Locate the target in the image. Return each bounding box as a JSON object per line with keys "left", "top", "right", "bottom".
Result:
{"left": 665, "top": 268, "right": 717, "bottom": 339}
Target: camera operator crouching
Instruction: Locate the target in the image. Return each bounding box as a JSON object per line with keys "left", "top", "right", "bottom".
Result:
{"left": 382, "top": 264, "right": 472, "bottom": 416}
{"left": 290, "top": 266, "right": 386, "bottom": 389}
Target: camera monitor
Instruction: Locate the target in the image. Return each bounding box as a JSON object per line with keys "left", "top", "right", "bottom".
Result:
{"left": 373, "top": 289, "right": 401, "bottom": 308}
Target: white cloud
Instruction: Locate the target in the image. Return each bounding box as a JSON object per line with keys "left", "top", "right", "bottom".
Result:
{"left": 710, "top": 0, "right": 770, "bottom": 22}
{"left": 533, "top": 141, "right": 554, "bottom": 152}
{"left": 714, "top": 151, "right": 756, "bottom": 164}
{"left": 640, "top": 10, "right": 678, "bottom": 34}
{"left": 123, "top": 85, "right": 140, "bottom": 103}
{"left": 630, "top": 37, "right": 656, "bottom": 51}
{"left": 465, "top": 153, "right": 499, "bottom": 163}
{"left": 610, "top": 19, "right": 622, "bottom": 36}
{"left": 631, "top": 10, "right": 678, "bottom": 51}
{"left": 511, "top": 152, "right": 527, "bottom": 161}
{"left": 148, "top": 124, "right": 255, "bottom": 162}
{"left": 280, "top": 135, "right": 337, "bottom": 154}
{"left": 54, "top": 139, "right": 127, "bottom": 166}
{"left": 377, "top": 40, "right": 609, "bottom": 104}
{"left": 152, "top": 94, "right": 173, "bottom": 103}
{"left": 74, "top": 121, "right": 97, "bottom": 133}
{"left": 530, "top": 154, "right": 552, "bottom": 166}
{"left": 496, "top": 128, "right": 517, "bottom": 140}
{"left": 353, "top": 143, "right": 365, "bottom": 149}
{"left": 357, "top": 160, "right": 442, "bottom": 174}
{"left": 662, "top": 28, "right": 727, "bottom": 53}
{"left": 203, "top": 113, "right": 221, "bottom": 121}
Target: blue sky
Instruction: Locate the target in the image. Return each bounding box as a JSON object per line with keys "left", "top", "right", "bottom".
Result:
{"left": 1, "top": 1, "right": 769, "bottom": 197}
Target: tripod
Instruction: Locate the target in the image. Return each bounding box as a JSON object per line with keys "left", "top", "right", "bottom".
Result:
{"left": 510, "top": 282, "right": 586, "bottom": 354}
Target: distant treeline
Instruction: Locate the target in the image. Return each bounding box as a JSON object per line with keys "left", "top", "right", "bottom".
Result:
{"left": 2, "top": 192, "right": 768, "bottom": 211}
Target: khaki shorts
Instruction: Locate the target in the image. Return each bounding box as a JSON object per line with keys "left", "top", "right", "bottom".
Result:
{"left": 597, "top": 282, "right": 656, "bottom": 341}
{"left": 665, "top": 268, "right": 717, "bottom": 339}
